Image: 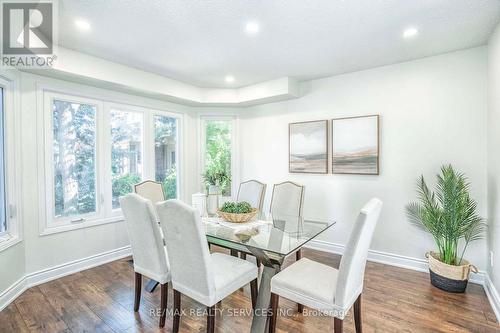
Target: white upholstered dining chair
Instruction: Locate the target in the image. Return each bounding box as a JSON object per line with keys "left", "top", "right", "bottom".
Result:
{"left": 270, "top": 181, "right": 305, "bottom": 218}
{"left": 134, "top": 180, "right": 165, "bottom": 204}
{"left": 269, "top": 181, "right": 306, "bottom": 311}
{"left": 120, "top": 193, "right": 171, "bottom": 328}
{"left": 156, "top": 199, "right": 259, "bottom": 333}
{"left": 268, "top": 198, "right": 383, "bottom": 333}
{"left": 236, "top": 180, "right": 267, "bottom": 262}
{"left": 237, "top": 179, "right": 267, "bottom": 218}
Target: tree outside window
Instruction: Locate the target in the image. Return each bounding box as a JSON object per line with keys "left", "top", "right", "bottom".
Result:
{"left": 204, "top": 120, "right": 232, "bottom": 197}
{"left": 110, "top": 109, "right": 143, "bottom": 209}
{"left": 53, "top": 100, "right": 96, "bottom": 218}
{"left": 154, "top": 115, "right": 178, "bottom": 199}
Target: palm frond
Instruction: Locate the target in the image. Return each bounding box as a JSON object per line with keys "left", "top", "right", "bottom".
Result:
{"left": 405, "top": 165, "right": 484, "bottom": 265}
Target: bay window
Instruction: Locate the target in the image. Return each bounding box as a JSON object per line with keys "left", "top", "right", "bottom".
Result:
{"left": 41, "top": 90, "right": 182, "bottom": 234}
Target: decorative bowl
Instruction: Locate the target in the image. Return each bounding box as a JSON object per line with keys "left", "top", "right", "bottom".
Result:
{"left": 217, "top": 208, "right": 258, "bottom": 223}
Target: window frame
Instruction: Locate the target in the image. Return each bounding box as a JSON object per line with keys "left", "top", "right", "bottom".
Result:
{"left": 38, "top": 87, "right": 184, "bottom": 235}
{"left": 199, "top": 115, "right": 238, "bottom": 199}
{"left": 0, "top": 73, "right": 22, "bottom": 252}
{"left": 43, "top": 91, "right": 105, "bottom": 228}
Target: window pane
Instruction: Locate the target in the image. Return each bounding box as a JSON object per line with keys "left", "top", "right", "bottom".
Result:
{"left": 154, "top": 115, "right": 177, "bottom": 199}
{"left": 204, "top": 120, "right": 232, "bottom": 196}
{"left": 53, "top": 100, "right": 97, "bottom": 218}
{"left": 111, "top": 110, "right": 143, "bottom": 209}
{"left": 0, "top": 88, "right": 5, "bottom": 233}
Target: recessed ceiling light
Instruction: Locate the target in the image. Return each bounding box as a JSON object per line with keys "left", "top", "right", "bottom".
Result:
{"left": 245, "top": 21, "right": 260, "bottom": 34}
{"left": 225, "top": 75, "right": 235, "bottom": 83}
{"left": 75, "top": 19, "right": 91, "bottom": 31}
{"left": 403, "top": 27, "right": 418, "bottom": 39}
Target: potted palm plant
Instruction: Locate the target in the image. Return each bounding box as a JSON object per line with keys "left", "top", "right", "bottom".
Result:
{"left": 406, "top": 165, "right": 486, "bottom": 293}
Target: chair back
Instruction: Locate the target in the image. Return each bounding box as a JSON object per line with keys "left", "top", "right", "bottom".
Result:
{"left": 134, "top": 180, "right": 165, "bottom": 204}
{"left": 335, "top": 198, "right": 383, "bottom": 309}
{"left": 156, "top": 199, "right": 215, "bottom": 298}
{"left": 270, "top": 181, "right": 305, "bottom": 217}
{"left": 120, "top": 193, "right": 169, "bottom": 282}
{"left": 237, "top": 180, "right": 267, "bottom": 217}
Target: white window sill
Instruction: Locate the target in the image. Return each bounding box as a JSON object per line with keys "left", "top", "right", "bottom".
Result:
{"left": 40, "top": 215, "right": 124, "bottom": 236}
{"left": 0, "top": 233, "right": 21, "bottom": 252}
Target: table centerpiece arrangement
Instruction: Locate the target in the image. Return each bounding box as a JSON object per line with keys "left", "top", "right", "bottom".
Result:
{"left": 217, "top": 201, "right": 258, "bottom": 223}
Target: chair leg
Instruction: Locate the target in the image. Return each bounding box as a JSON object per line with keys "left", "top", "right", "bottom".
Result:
{"left": 296, "top": 249, "right": 302, "bottom": 261}
{"left": 159, "top": 283, "right": 168, "bottom": 328}
{"left": 134, "top": 272, "right": 142, "bottom": 312}
{"left": 354, "top": 294, "right": 362, "bottom": 333}
{"left": 334, "top": 318, "right": 343, "bottom": 333}
{"left": 250, "top": 279, "right": 258, "bottom": 310}
{"left": 207, "top": 305, "right": 216, "bottom": 333}
{"left": 269, "top": 293, "right": 279, "bottom": 333}
{"left": 173, "top": 289, "right": 181, "bottom": 333}
{"left": 295, "top": 249, "right": 304, "bottom": 313}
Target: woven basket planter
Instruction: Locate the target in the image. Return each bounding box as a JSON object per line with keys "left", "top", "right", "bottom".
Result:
{"left": 426, "top": 251, "right": 478, "bottom": 293}
{"left": 217, "top": 208, "right": 258, "bottom": 223}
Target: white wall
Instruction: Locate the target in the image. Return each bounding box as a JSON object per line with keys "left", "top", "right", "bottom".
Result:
{"left": 0, "top": 242, "right": 24, "bottom": 294}
{"left": 487, "top": 22, "right": 500, "bottom": 294}
{"left": 239, "top": 47, "right": 489, "bottom": 271}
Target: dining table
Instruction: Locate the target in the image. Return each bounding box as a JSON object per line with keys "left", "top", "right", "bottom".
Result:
{"left": 203, "top": 214, "right": 335, "bottom": 333}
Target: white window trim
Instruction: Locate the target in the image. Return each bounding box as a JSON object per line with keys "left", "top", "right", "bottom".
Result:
{"left": 199, "top": 115, "right": 239, "bottom": 199}
{"left": 43, "top": 92, "right": 105, "bottom": 227}
{"left": 0, "top": 73, "right": 22, "bottom": 252}
{"left": 37, "top": 86, "right": 185, "bottom": 236}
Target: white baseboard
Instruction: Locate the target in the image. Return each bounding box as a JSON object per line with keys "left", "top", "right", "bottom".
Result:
{"left": 0, "top": 276, "right": 27, "bottom": 312}
{"left": 305, "top": 239, "right": 485, "bottom": 285}
{"left": 484, "top": 274, "right": 500, "bottom": 322}
{"left": 0, "top": 246, "right": 131, "bottom": 311}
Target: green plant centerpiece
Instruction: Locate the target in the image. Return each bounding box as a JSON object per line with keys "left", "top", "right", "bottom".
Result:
{"left": 406, "top": 165, "right": 485, "bottom": 293}
{"left": 220, "top": 201, "right": 253, "bottom": 214}
{"left": 217, "top": 201, "right": 258, "bottom": 223}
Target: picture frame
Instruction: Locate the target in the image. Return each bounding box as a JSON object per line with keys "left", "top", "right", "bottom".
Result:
{"left": 289, "top": 120, "right": 329, "bottom": 174}
{"left": 331, "top": 115, "right": 379, "bottom": 175}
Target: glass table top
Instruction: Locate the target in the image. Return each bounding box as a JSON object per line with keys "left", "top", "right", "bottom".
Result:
{"left": 203, "top": 214, "right": 335, "bottom": 257}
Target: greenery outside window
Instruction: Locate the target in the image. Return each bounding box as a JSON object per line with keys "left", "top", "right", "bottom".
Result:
{"left": 42, "top": 91, "right": 182, "bottom": 234}
{"left": 111, "top": 109, "right": 143, "bottom": 209}
{"left": 154, "top": 115, "right": 178, "bottom": 199}
{"left": 201, "top": 117, "right": 236, "bottom": 197}
{"left": 52, "top": 98, "right": 99, "bottom": 221}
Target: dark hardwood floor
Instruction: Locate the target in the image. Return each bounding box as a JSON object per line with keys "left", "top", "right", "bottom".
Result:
{"left": 1, "top": 247, "right": 498, "bottom": 333}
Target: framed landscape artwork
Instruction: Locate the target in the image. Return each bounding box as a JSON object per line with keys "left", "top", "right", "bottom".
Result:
{"left": 289, "top": 120, "right": 328, "bottom": 173}
{"left": 332, "top": 115, "right": 379, "bottom": 175}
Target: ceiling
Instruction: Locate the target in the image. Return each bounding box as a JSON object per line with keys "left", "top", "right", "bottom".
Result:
{"left": 58, "top": 0, "right": 500, "bottom": 88}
